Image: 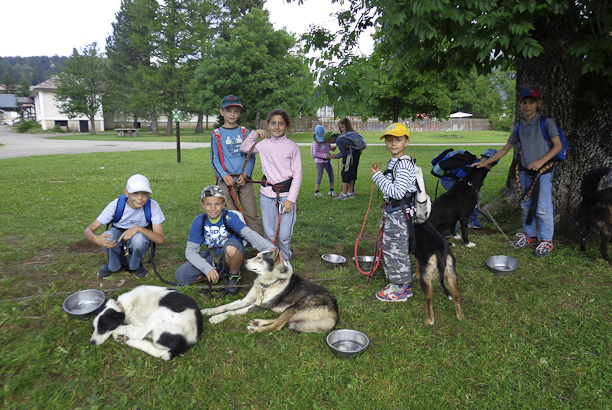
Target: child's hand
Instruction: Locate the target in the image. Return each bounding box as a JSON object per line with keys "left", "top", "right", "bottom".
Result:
{"left": 207, "top": 269, "right": 219, "bottom": 283}
{"left": 237, "top": 173, "right": 247, "bottom": 186}
{"left": 97, "top": 233, "right": 116, "bottom": 248}
{"left": 282, "top": 200, "right": 294, "bottom": 213}
{"left": 370, "top": 164, "right": 379, "bottom": 176}
{"left": 528, "top": 160, "right": 545, "bottom": 171}
{"left": 118, "top": 226, "right": 141, "bottom": 242}
{"left": 223, "top": 174, "right": 235, "bottom": 186}
{"left": 256, "top": 129, "right": 270, "bottom": 139}
{"left": 330, "top": 153, "right": 338, "bottom": 159}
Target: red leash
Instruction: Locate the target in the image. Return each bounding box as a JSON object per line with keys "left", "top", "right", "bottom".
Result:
{"left": 354, "top": 163, "right": 383, "bottom": 279}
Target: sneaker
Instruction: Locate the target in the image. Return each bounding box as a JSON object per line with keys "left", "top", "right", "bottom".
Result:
{"left": 376, "top": 284, "right": 412, "bottom": 302}
{"left": 468, "top": 220, "right": 483, "bottom": 229}
{"left": 346, "top": 193, "right": 355, "bottom": 198}
{"left": 334, "top": 194, "right": 348, "bottom": 200}
{"left": 98, "top": 264, "right": 115, "bottom": 279}
{"left": 226, "top": 275, "right": 241, "bottom": 295}
{"left": 512, "top": 233, "right": 537, "bottom": 249}
{"left": 132, "top": 264, "right": 148, "bottom": 279}
{"left": 328, "top": 190, "right": 335, "bottom": 197}
{"left": 314, "top": 191, "right": 323, "bottom": 197}
{"left": 534, "top": 241, "right": 553, "bottom": 257}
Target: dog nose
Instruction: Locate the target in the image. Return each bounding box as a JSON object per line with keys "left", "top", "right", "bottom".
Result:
{"left": 89, "top": 340, "right": 96, "bottom": 345}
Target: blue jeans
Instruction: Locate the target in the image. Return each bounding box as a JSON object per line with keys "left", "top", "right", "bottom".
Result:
{"left": 104, "top": 227, "right": 150, "bottom": 271}
{"left": 260, "top": 193, "right": 297, "bottom": 261}
{"left": 519, "top": 171, "right": 554, "bottom": 241}
{"left": 174, "top": 238, "right": 244, "bottom": 285}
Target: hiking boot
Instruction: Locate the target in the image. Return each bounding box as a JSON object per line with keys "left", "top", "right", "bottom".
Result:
{"left": 132, "top": 264, "right": 148, "bottom": 279}
{"left": 314, "top": 191, "right": 323, "bottom": 197}
{"left": 98, "top": 264, "right": 116, "bottom": 279}
{"left": 513, "top": 233, "right": 537, "bottom": 249}
{"left": 376, "top": 284, "right": 412, "bottom": 302}
{"left": 226, "top": 275, "right": 241, "bottom": 295}
{"left": 534, "top": 241, "right": 553, "bottom": 257}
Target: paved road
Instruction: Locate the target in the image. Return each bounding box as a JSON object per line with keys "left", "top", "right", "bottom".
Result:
{"left": 0, "top": 125, "right": 505, "bottom": 159}
{"left": 0, "top": 125, "right": 209, "bottom": 159}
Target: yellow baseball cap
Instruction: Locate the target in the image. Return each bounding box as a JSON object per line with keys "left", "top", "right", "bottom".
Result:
{"left": 380, "top": 123, "right": 410, "bottom": 139}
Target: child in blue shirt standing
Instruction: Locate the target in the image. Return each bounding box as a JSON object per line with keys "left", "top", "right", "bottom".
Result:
{"left": 474, "top": 88, "right": 563, "bottom": 257}
{"left": 211, "top": 95, "right": 265, "bottom": 236}
{"left": 370, "top": 123, "right": 417, "bottom": 301}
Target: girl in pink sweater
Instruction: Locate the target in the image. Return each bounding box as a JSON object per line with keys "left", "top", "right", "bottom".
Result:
{"left": 240, "top": 109, "right": 302, "bottom": 262}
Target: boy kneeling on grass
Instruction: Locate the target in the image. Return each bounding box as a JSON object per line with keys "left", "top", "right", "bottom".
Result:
{"left": 174, "top": 185, "right": 275, "bottom": 295}
{"left": 370, "top": 123, "right": 417, "bottom": 302}
{"left": 84, "top": 174, "right": 165, "bottom": 279}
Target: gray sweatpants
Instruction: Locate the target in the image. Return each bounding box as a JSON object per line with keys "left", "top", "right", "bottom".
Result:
{"left": 381, "top": 210, "right": 412, "bottom": 285}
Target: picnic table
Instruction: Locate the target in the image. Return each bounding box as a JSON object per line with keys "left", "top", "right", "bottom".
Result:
{"left": 116, "top": 128, "right": 140, "bottom": 137}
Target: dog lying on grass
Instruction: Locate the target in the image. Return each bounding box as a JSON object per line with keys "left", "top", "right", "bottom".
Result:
{"left": 201, "top": 249, "right": 339, "bottom": 333}
{"left": 428, "top": 166, "right": 490, "bottom": 247}
{"left": 412, "top": 220, "right": 464, "bottom": 325}
{"left": 90, "top": 285, "right": 203, "bottom": 360}
{"left": 579, "top": 167, "right": 612, "bottom": 263}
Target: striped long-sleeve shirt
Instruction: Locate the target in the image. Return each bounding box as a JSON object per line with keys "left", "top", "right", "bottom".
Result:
{"left": 372, "top": 157, "right": 417, "bottom": 202}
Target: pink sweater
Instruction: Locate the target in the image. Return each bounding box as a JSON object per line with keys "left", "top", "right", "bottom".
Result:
{"left": 241, "top": 131, "right": 302, "bottom": 203}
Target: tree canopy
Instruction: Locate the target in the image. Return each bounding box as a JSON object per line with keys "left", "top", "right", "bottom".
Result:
{"left": 299, "top": 0, "right": 612, "bottom": 220}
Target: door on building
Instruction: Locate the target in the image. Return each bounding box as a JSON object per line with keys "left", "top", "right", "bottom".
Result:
{"left": 79, "top": 120, "right": 89, "bottom": 132}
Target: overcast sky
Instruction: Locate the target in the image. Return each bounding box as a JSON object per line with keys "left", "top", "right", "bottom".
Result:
{"left": 0, "top": 0, "right": 372, "bottom": 58}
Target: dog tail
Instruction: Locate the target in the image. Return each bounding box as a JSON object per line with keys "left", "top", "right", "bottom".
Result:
{"left": 581, "top": 167, "right": 612, "bottom": 200}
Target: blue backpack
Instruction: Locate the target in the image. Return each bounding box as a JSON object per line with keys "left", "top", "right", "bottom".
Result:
{"left": 514, "top": 116, "right": 568, "bottom": 162}
{"left": 112, "top": 194, "right": 152, "bottom": 227}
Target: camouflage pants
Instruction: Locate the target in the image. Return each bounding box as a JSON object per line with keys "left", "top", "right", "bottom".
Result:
{"left": 381, "top": 210, "right": 412, "bottom": 285}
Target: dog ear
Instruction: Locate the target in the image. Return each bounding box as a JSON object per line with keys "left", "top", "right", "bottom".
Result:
{"left": 270, "top": 247, "right": 281, "bottom": 262}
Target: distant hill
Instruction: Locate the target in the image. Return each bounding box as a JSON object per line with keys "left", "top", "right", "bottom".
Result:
{"left": 0, "top": 56, "right": 68, "bottom": 88}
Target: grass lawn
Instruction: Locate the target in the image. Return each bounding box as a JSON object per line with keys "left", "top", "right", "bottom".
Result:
{"left": 1, "top": 138, "right": 611, "bottom": 409}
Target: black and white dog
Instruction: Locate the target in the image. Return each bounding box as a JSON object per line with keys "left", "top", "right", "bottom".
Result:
{"left": 428, "top": 166, "right": 490, "bottom": 247}
{"left": 201, "top": 249, "right": 339, "bottom": 333}
{"left": 90, "top": 286, "right": 203, "bottom": 360}
{"left": 579, "top": 167, "right": 612, "bottom": 263}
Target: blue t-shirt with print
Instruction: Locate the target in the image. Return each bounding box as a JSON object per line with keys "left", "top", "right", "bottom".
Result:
{"left": 187, "top": 209, "right": 246, "bottom": 249}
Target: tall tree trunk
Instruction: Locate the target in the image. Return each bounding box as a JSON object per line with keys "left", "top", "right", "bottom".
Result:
{"left": 512, "top": 10, "right": 612, "bottom": 224}
{"left": 166, "top": 114, "right": 173, "bottom": 135}
{"left": 90, "top": 116, "right": 97, "bottom": 134}
{"left": 195, "top": 113, "right": 204, "bottom": 133}
{"left": 150, "top": 108, "right": 159, "bottom": 134}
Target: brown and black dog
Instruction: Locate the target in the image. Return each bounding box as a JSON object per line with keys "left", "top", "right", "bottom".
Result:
{"left": 412, "top": 220, "right": 464, "bottom": 325}
{"left": 578, "top": 167, "right": 612, "bottom": 263}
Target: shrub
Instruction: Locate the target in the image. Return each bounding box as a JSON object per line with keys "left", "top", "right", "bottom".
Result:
{"left": 14, "top": 119, "right": 43, "bottom": 133}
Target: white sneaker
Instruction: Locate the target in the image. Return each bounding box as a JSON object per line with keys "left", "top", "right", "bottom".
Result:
{"left": 328, "top": 190, "right": 335, "bottom": 197}
{"left": 334, "top": 194, "right": 348, "bottom": 200}
{"left": 345, "top": 193, "right": 355, "bottom": 199}
{"left": 314, "top": 192, "right": 323, "bottom": 197}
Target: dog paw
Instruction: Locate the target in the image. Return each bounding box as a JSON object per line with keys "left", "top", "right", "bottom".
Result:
{"left": 115, "top": 334, "right": 129, "bottom": 344}
{"left": 209, "top": 314, "right": 226, "bottom": 324}
{"left": 247, "top": 320, "right": 259, "bottom": 333}
{"left": 200, "top": 308, "right": 212, "bottom": 316}
{"left": 466, "top": 242, "right": 476, "bottom": 248}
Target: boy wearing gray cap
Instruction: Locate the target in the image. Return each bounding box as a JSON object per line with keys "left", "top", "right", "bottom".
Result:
{"left": 174, "top": 185, "right": 275, "bottom": 294}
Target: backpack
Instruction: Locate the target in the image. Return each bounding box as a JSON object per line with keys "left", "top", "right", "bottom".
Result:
{"left": 431, "top": 149, "right": 478, "bottom": 179}
{"left": 339, "top": 130, "right": 367, "bottom": 151}
{"left": 388, "top": 155, "right": 431, "bottom": 224}
{"left": 514, "top": 115, "right": 568, "bottom": 162}
{"left": 213, "top": 126, "right": 248, "bottom": 171}
{"left": 111, "top": 194, "right": 152, "bottom": 228}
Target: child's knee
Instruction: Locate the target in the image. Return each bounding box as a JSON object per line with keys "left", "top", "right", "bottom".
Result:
{"left": 129, "top": 232, "right": 150, "bottom": 251}
{"left": 225, "top": 245, "right": 242, "bottom": 260}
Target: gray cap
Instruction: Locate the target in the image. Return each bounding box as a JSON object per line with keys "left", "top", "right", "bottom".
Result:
{"left": 201, "top": 185, "right": 225, "bottom": 199}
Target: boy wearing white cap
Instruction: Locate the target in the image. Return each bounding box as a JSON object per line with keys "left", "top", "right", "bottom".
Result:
{"left": 84, "top": 174, "right": 165, "bottom": 279}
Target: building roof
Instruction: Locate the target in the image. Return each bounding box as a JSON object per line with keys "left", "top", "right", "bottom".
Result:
{"left": 0, "top": 94, "right": 17, "bottom": 110}
{"left": 32, "top": 77, "right": 58, "bottom": 90}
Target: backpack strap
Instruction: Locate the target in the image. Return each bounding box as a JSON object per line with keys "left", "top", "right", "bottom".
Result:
{"left": 111, "top": 195, "right": 152, "bottom": 228}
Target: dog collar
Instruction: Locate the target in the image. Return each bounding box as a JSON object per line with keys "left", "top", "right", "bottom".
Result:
{"left": 116, "top": 301, "right": 125, "bottom": 313}
{"left": 261, "top": 279, "right": 281, "bottom": 288}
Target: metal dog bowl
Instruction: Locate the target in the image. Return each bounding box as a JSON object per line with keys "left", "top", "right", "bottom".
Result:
{"left": 63, "top": 289, "right": 106, "bottom": 320}
{"left": 322, "top": 253, "right": 346, "bottom": 269}
{"left": 353, "top": 256, "right": 376, "bottom": 272}
{"left": 486, "top": 255, "right": 519, "bottom": 276}
{"left": 327, "top": 329, "right": 370, "bottom": 359}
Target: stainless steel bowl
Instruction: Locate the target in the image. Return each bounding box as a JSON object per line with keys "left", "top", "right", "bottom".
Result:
{"left": 62, "top": 289, "right": 106, "bottom": 320}
{"left": 327, "top": 329, "right": 370, "bottom": 359}
{"left": 353, "top": 255, "right": 375, "bottom": 272}
{"left": 486, "top": 255, "right": 519, "bottom": 276}
{"left": 322, "top": 253, "right": 346, "bottom": 269}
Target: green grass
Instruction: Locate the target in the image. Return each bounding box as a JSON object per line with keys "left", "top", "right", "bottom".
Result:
{"left": 1, "top": 138, "right": 611, "bottom": 409}
{"left": 50, "top": 129, "right": 510, "bottom": 145}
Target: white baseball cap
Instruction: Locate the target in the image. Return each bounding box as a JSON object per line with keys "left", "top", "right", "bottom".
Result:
{"left": 126, "top": 174, "right": 152, "bottom": 193}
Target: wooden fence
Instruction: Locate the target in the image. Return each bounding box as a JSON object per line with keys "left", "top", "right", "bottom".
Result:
{"left": 259, "top": 116, "right": 492, "bottom": 133}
